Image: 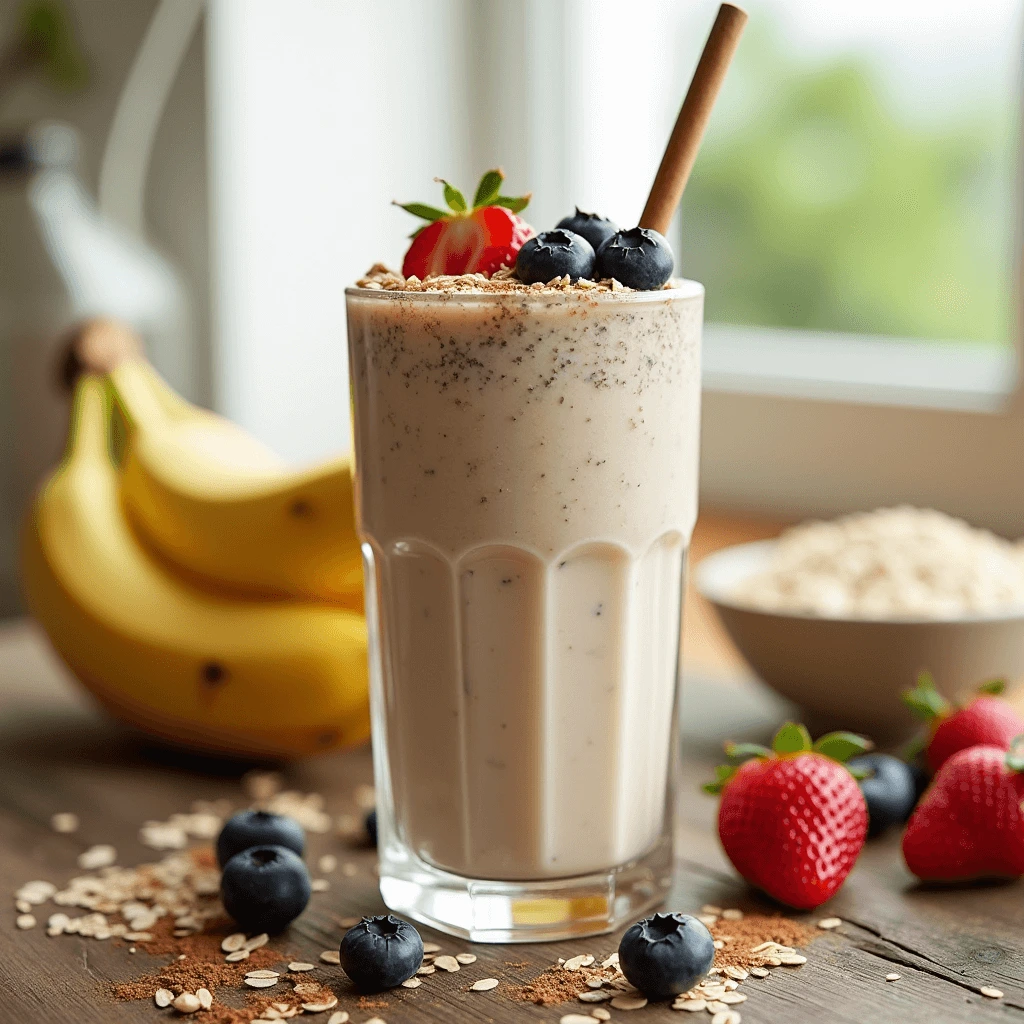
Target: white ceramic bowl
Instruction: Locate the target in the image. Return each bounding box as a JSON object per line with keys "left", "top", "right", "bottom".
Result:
{"left": 695, "top": 540, "right": 1024, "bottom": 743}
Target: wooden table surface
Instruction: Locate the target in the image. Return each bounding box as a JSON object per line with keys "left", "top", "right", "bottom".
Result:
{"left": 2, "top": 616, "right": 1023, "bottom": 1024}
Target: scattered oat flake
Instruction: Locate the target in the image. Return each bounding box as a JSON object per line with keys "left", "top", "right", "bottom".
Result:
{"left": 981, "top": 987, "right": 1004, "bottom": 999}
{"left": 289, "top": 962, "right": 315, "bottom": 972}
{"left": 721, "top": 909, "right": 743, "bottom": 921}
{"left": 318, "top": 854, "right": 337, "bottom": 874}
{"left": 354, "top": 784, "right": 376, "bottom": 810}
{"left": 196, "top": 988, "right": 213, "bottom": 1009}
{"left": 749, "top": 967, "right": 770, "bottom": 978}
{"left": 51, "top": 812, "right": 79, "bottom": 833}
{"left": 777, "top": 954, "right": 807, "bottom": 965}
{"left": 302, "top": 997, "right": 339, "bottom": 1012}
{"left": 244, "top": 932, "right": 270, "bottom": 951}
{"left": 422, "top": 941, "right": 442, "bottom": 953}
{"left": 247, "top": 969, "right": 280, "bottom": 979}
{"left": 173, "top": 992, "right": 202, "bottom": 1013}
{"left": 702, "top": 904, "right": 723, "bottom": 915}
{"left": 885, "top": 973, "right": 901, "bottom": 982}
{"left": 221, "top": 932, "right": 247, "bottom": 952}
{"left": 16, "top": 880, "right": 56, "bottom": 904}
{"left": 154, "top": 989, "right": 174, "bottom": 1007}
{"left": 610, "top": 995, "right": 648, "bottom": 1010}
{"left": 601, "top": 952, "right": 619, "bottom": 968}
{"left": 434, "top": 955, "right": 461, "bottom": 972}
{"left": 591, "top": 1010, "right": 611, "bottom": 1021}
{"left": 401, "top": 978, "right": 421, "bottom": 988}
{"left": 16, "top": 913, "right": 36, "bottom": 929}
{"left": 245, "top": 977, "right": 279, "bottom": 988}
{"left": 579, "top": 991, "right": 611, "bottom": 1003}
{"left": 327, "top": 1014, "right": 349, "bottom": 1024}
{"left": 226, "top": 949, "right": 250, "bottom": 962}
{"left": 77, "top": 844, "right": 116, "bottom": 869}
{"left": 417, "top": 964, "right": 436, "bottom": 976}
{"left": 562, "top": 1015, "right": 600, "bottom": 1024}
{"left": 563, "top": 954, "right": 594, "bottom": 970}
{"left": 471, "top": 978, "right": 499, "bottom": 991}
{"left": 818, "top": 917, "right": 842, "bottom": 930}
{"left": 311, "top": 878, "right": 330, "bottom": 892}
{"left": 320, "top": 950, "right": 341, "bottom": 964}
{"left": 676, "top": 999, "right": 707, "bottom": 1011}
{"left": 711, "top": 1012, "right": 741, "bottom": 1024}
{"left": 455, "top": 952, "right": 477, "bottom": 964}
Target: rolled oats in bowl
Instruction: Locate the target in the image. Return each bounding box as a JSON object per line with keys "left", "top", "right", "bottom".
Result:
{"left": 731, "top": 507, "right": 1024, "bottom": 621}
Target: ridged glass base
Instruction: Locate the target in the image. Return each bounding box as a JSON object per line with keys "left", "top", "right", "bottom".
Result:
{"left": 378, "top": 835, "right": 673, "bottom": 944}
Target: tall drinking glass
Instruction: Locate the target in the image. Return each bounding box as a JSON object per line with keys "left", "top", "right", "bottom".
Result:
{"left": 346, "top": 281, "right": 703, "bottom": 942}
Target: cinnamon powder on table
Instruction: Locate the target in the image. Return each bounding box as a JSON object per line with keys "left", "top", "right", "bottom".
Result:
{"left": 711, "top": 912, "right": 816, "bottom": 969}
{"left": 510, "top": 911, "right": 819, "bottom": 1006}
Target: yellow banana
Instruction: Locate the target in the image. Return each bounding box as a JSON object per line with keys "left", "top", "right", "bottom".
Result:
{"left": 21, "top": 376, "right": 370, "bottom": 759}
{"left": 109, "top": 356, "right": 363, "bottom": 605}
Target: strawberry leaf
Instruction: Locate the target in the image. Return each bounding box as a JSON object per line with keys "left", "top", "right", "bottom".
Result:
{"left": 813, "top": 731, "right": 873, "bottom": 764}
{"left": 848, "top": 764, "right": 873, "bottom": 781}
{"left": 702, "top": 763, "right": 737, "bottom": 795}
{"left": 902, "top": 670, "right": 950, "bottom": 722}
{"left": 493, "top": 194, "right": 531, "bottom": 214}
{"left": 977, "top": 678, "right": 1007, "bottom": 696}
{"left": 394, "top": 201, "right": 448, "bottom": 222}
{"left": 436, "top": 178, "right": 467, "bottom": 213}
{"left": 772, "top": 722, "right": 813, "bottom": 755}
{"left": 473, "top": 169, "right": 504, "bottom": 208}
{"left": 724, "top": 742, "right": 772, "bottom": 761}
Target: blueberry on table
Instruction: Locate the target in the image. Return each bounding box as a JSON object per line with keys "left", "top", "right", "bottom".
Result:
{"left": 595, "top": 226, "right": 674, "bottom": 290}
{"left": 339, "top": 914, "right": 424, "bottom": 992}
{"left": 515, "top": 229, "right": 596, "bottom": 284}
{"left": 365, "top": 808, "right": 378, "bottom": 847}
{"left": 216, "top": 809, "right": 305, "bottom": 867}
{"left": 618, "top": 912, "right": 715, "bottom": 1000}
{"left": 849, "top": 753, "right": 918, "bottom": 837}
{"left": 220, "top": 845, "right": 311, "bottom": 934}
{"left": 556, "top": 208, "right": 619, "bottom": 252}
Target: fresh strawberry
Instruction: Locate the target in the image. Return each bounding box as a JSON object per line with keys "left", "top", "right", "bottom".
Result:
{"left": 395, "top": 169, "right": 533, "bottom": 279}
{"left": 903, "top": 672, "right": 1024, "bottom": 773}
{"left": 901, "top": 742, "right": 1024, "bottom": 881}
{"left": 704, "top": 723, "right": 870, "bottom": 910}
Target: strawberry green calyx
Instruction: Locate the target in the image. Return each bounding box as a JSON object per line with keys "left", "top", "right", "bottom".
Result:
{"left": 903, "top": 671, "right": 1007, "bottom": 725}
{"left": 394, "top": 168, "right": 531, "bottom": 232}
{"left": 703, "top": 722, "right": 873, "bottom": 794}
{"left": 902, "top": 671, "right": 951, "bottom": 723}
{"left": 977, "top": 678, "right": 1008, "bottom": 697}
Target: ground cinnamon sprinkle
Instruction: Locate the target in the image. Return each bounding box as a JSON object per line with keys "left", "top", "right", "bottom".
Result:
{"left": 357, "top": 995, "right": 390, "bottom": 1009}
{"left": 112, "top": 924, "right": 287, "bottom": 1001}
{"left": 510, "top": 910, "right": 819, "bottom": 1006}
{"left": 711, "top": 912, "right": 816, "bottom": 969}
{"left": 510, "top": 964, "right": 607, "bottom": 1005}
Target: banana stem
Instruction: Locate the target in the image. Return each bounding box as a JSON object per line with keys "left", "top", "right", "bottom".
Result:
{"left": 65, "top": 377, "right": 113, "bottom": 468}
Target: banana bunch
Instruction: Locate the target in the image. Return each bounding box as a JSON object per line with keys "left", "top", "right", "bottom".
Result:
{"left": 21, "top": 334, "right": 370, "bottom": 759}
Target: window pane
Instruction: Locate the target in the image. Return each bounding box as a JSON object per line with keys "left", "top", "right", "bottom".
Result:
{"left": 677, "top": 0, "right": 1022, "bottom": 344}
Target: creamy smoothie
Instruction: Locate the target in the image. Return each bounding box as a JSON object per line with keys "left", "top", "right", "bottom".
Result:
{"left": 347, "top": 275, "right": 703, "bottom": 882}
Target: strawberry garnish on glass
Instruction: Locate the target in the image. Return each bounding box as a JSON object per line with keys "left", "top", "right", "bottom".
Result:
{"left": 395, "top": 169, "right": 533, "bottom": 279}
{"left": 704, "top": 723, "right": 871, "bottom": 910}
